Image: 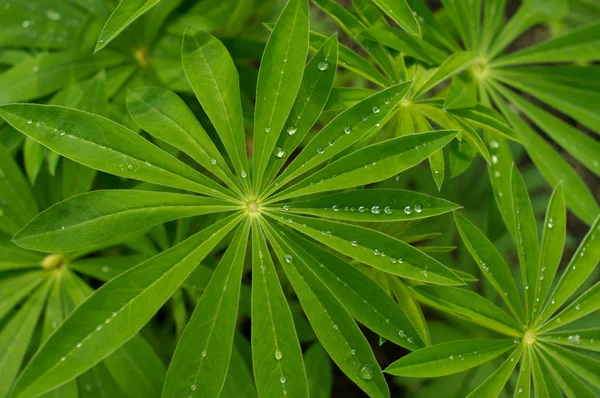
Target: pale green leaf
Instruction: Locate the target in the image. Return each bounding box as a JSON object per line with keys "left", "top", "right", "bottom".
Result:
{"left": 370, "top": 0, "right": 420, "bottom": 37}
{"left": 466, "top": 346, "right": 522, "bottom": 397}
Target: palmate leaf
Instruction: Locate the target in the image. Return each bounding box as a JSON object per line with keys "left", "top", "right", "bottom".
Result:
{"left": 251, "top": 222, "right": 309, "bottom": 398}
{"left": 252, "top": 0, "right": 309, "bottom": 189}
{"left": 269, "top": 222, "right": 424, "bottom": 350}
{"left": 264, "top": 223, "right": 390, "bottom": 398}
{"left": 13, "top": 190, "right": 239, "bottom": 252}
{"left": 163, "top": 220, "right": 250, "bottom": 397}
{"left": 0, "top": 105, "right": 234, "bottom": 200}
{"left": 268, "top": 213, "right": 463, "bottom": 286}
{"left": 385, "top": 339, "right": 517, "bottom": 377}
{"left": 10, "top": 214, "right": 241, "bottom": 398}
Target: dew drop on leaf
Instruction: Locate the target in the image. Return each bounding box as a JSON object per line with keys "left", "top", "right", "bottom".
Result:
{"left": 275, "top": 350, "right": 283, "bottom": 360}
{"left": 404, "top": 206, "right": 413, "bottom": 215}
{"left": 287, "top": 126, "right": 297, "bottom": 135}
{"left": 358, "top": 364, "right": 374, "bottom": 380}
{"left": 317, "top": 61, "right": 328, "bottom": 71}
{"left": 284, "top": 254, "right": 292, "bottom": 263}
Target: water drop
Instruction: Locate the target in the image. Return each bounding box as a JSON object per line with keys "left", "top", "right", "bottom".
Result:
{"left": 287, "top": 126, "right": 297, "bottom": 135}
{"left": 449, "top": 355, "right": 454, "bottom": 360}
{"left": 280, "top": 376, "right": 286, "bottom": 383}
{"left": 525, "top": 284, "right": 529, "bottom": 290}
{"left": 201, "top": 350, "right": 207, "bottom": 357}
{"left": 76, "top": 343, "right": 82, "bottom": 348}
{"left": 275, "top": 148, "right": 286, "bottom": 158}
{"left": 127, "top": 164, "right": 134, "bottom": 171}
{"left": 22, "top": 20, "right": 30, "bottom": 28}
{"left": 373, "top": 249, "right": 380, "bottom": 256}
{"left": 575, "top": 304, "right": 581, "bottom": 310}
{"left": 283, "top": 205, "right": 290, "bottom": 211}
{"left": 61, "top": 356, "right": 66, "bottom": 361}
{"left": 491, "top": 155, "right": 498, "bottom": 164}
{"left": 275, "top": 350, "right": 283, "bottom": 360}
{"left": 241, "top": 170, "right": 247, "bottom": 178}
{"left": 351, "top": 241, "right": 358, "bottom": 247}
{"left": 371, "top": 206, "right": 380, "bottom": 215}
{"left": 403, "top": 206, "right": 413, "bottom": 215}
{"left": 384, "top": 206, "right": 392, "bottom": 215}
{"left": 264, "top": 127, "right": 271, "bottom": 133}
{"left": 317, "top": 147, "right": 325, "bottom": 154}
{"left": 518, "top": 386, "right": 524, "bottom": 394}
{"left": 318, "top": 61, "right": 329, "bottom": 71}
{"left": 359, "top": 206, "right": 367, "bottom": 213}
{"left": 547, "top": 218, "right": 554, "bottom": 229}
{"left": 391, "top": 257, "right": 397, "bottom": 264}
{"left": 284, "top": 254, "right": 292, "bottom": 263}
{"left": 328, "top": 140, "right": 335, "bottom": 146}
{"left": 361, "top": 116, "right": 367, "bottom": 121}
{"left": 407, "top": 337, "right": 413, "bottom": 343}
{"left": 210, "top": 158, "right": 217, "bottom": 165}
{"left": 333, "top": 324, "right": 338, "bottom": 330}
{"left": 333, "top": 205, "right": 340, "bottom": 212}
{"left": 372, "top": 106, "right": 380, "bottom": 114}
{"left": 358, "top": 364, "right": 374, "bottom": 380}
{"left": 191, "top": 385, "right": 197, "bottom": 391}
{"left": 414, "top": 204, "right": 423, "bottom": 213}
{"left": 344, "top": 126, "right": 352, "bottom": 134}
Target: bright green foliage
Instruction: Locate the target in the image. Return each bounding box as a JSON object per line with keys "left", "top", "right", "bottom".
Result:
{"left": 0, "top": 0, "right": 598, "bottom": 397}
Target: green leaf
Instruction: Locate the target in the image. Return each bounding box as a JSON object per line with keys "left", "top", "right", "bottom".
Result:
{"left": 126, "top": 86, "right": 240, "bottom": 190}
{"left": 0, "top": 52, "right": 125, "bottom": 104}
{"left": 494, "top": 78, "right": 600, "bottom": 175}
{"left": 313, "top": 0, "right": 398, "bottom": 82}
{"left": 13, "top": 190, "right": 238, "bottom": 253}
{"left": 540, "top": 282, "right": 600, "bottom": 333}
{"left": 272, "top": 130, "right": 457, "bottom": 201}
{"left": 513, "top": 347, "right": 532, "bottom": 398}
{"left": 540, "top": 343, "right": 600, "bottom": 389}
{"left": 262, "top": 34, "right": 338, "bottom": 190}
{"left": 454, "top": 213, "right": 524, "bottom": 322}
{"left": 493, "top": 22, "right": 600, "bottom": 66}
{"left": 163, "top": 220, "right": 249, "bottom": 397}
{"left": 0, "top": 271, "right": 44, "bottom": 324}
{"left": 370, "top": 0, "right": 420, "bottom": 37}
{"left": 250, "top": 221, "right": 308, "bottom": 398}
{"left": 23, "top": 137, "right": 45, "bottom": 184}
{"left": 385, "top": 339, "right": 517, "bottom": 377}
{"left": 0, "top": 280, "right": 51, "bottom": 398}
{"left": 269, "top": 213, "right": 463, "bottom": 286}
{"left": 0, "top": 144, "right": 38, "bottom": 235}
{"left": 264, "top": 223, "right": 390, "bottom": 398}
{"left": 534, "top": 184, "right": 566, "bottom": 322}
{"left": 542, "top": 329, "right": 600, "bottom": 352}
{"left": 495, "top": 70, "right": 600, "bottom": 136}
{"left": 268, "top": 82, "right": 413, "bottom": 194}
{"left": 0, "top": 104, "right": 234, "bottom": 200}
{"left": 324, "top": 88, "right": 375, "bottom": 112}
{"left": 60, "top": 158, "right": 97, "bottom": 200}
{"left": 366, "top": 27, "right": 447, "bottom": 65}
{"left": 270, "top": 222, "right": 424, "bottom": 350}
{"left": 252, "top": 0, "right": 309, "bottom": 189}
{"left": 539, "top": 349, "right": 597, "bottom": 398}
{"left": 413, "top": 286, "right": 522, "bottom": 337}
{"left": 0, "top": 240, "right": 43, "bottom": 272}
{"left": 10, "top": 214, "right": 242, "bottom": 398}
{"left": 487, "top": 82, "right": 599, "bottom": 225}
{"left": 95, "top": 0, "right": 160, "bottom": 52}
{"left": 530, "top": 352, "right": 550, "bottom": 397}
{"left": 182, "top": 29, "right": 249, "bottom": 178}
{"left": 448, "top": 105, "right": 520, "bottom": 142}
{"left": 413, "top": 52, "right": 475, "bottom": 98}
{"left": 304, "top": 343, "right": 332, "bottom": 398}
{"left": 511, "top": 165, "right": 540, "bottom": 319}
{"left": 466, "top": 346, "right": 522, "bottom": 397}
{"left": 277, "top": 189, "right": 459, "bottom": 222}
{"left": 444, "top": 73, "right": 477, "bottom": 110}
{"left": 538, "top": 213, "right": 600, "bottom": 324}
{"left": 68, "top": 255, "right": 148, "bottom": 282}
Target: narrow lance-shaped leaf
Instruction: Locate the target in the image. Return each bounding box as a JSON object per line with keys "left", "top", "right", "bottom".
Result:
{"left": 95, "top": 0, "right": 160, "bottom": 52}
{"left": 511, "top": 165, "right": 540, "bottom": 320}
{"left": 0, "top": 104, "right": 234, "bottom": 200}
{"left": 251, "top": 221, "right": 309, "bottom": 398}
{"left": 275, "top": 189, "right": 459, "bottom": 222}
{"left": 540, "top": 343, "right": 600, "bottom": 389}
{"left": 267, "top": 82, "right": 412, "bottom": 196}
{"left": 268, "top": 213, "right": 463, "bottom": 286}
{"left": 533, "top": 184, "right": 565, "bottom": 323}
{"left": 0, "top": 143, "right": 38, "bottom": 235}
{"left": 270, "top": 222, "right": 424, "bottom": 350}
{"left": 10, "top": 214, "right": 242, "bottom": 398}
{"left": 513, "top": 347, "right": 531, "bottom": 398}
{"left": 538, "top": 349, "right": 598, "bottom": 398}
{"left": 0, "top": 280, "right": 51, "bottom": 398}
{"left": 538, "top": 213, "right": 600, "bottom": 324}
{"left": 466, "top": 346, "right": 523, "bottom": 398}
{"left": 444, "top": 73, "right": 477, "bottom": 110}
{"left": 540, "top": 282, "right": 600, "bottom": 333}
{"left": 252, "top": 0, "right": 309, "bottom": 189}
{"left": 264, "top": 223, "right": 390, "bottom": 398}
{"left": 385, "top": 339, "right": 517, "bottom": 377}
{"left": 126, "top": 86, "right": 241, "bottom": 192}
{"left": 272, "top": 130, "right": 457, "bottom": 201}
{"left": 261, "top": 34, "right": 338, "bottom": 191}
{"left": 13, "top": 190, "right": 240, "bottom": 253}
{"left": 413, "top": 52, "right": 475, "bottom": 98}
{"left": 541, "top": 328, "right": 600, "bottom": 352}
{"left": 304, "top": 343, "right": 332, "bottom": 398}
{"left": 182, "top": 29, "right": 249, "bottom": 178}
{"left": 413, "top": 286, "right": 522, "bottom": 337}
{"left": 370, "top": 0, "right": 421, "bottom": 37}
{"left": 163, "top": 220, "right": 250, "bottom": 397}
{"left": 454, "top": 213, "right": 524, "bottom": 322}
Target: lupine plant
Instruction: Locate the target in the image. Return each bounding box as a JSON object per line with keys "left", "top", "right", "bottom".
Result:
{"left": 0, "top": 0, "right": 598, "bottom": 397}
